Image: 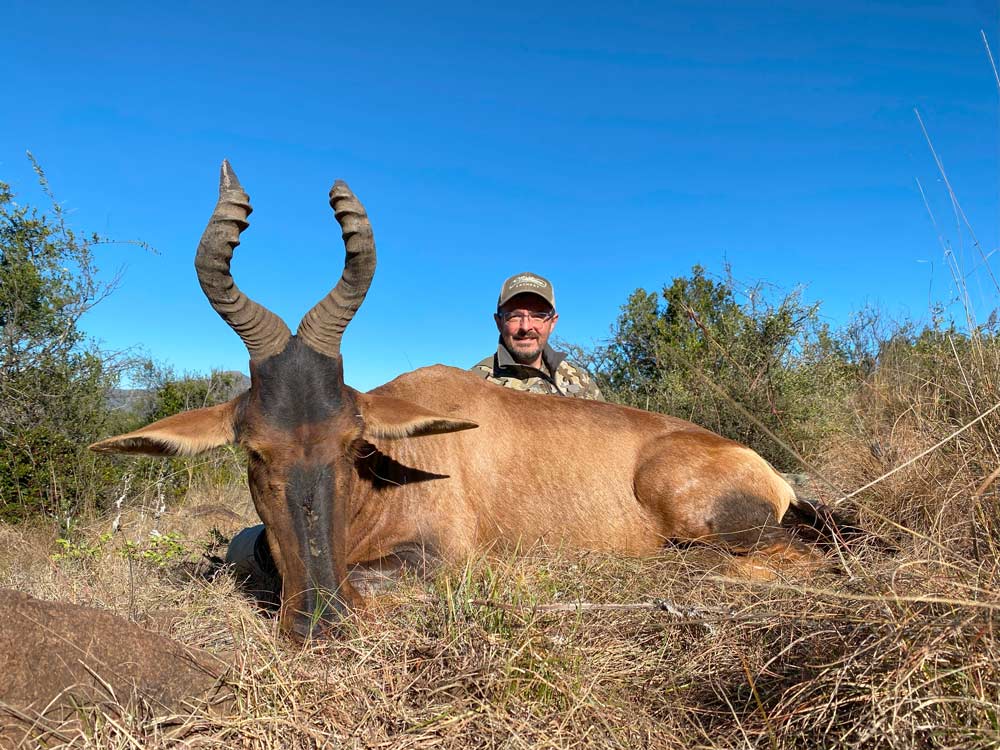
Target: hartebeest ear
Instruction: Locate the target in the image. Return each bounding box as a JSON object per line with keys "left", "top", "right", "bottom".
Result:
{"left": 89, "top": 398, "right": 241, "bottom": 457}
{"left": 356, "top": 392, "right": 478, "bottom": 440}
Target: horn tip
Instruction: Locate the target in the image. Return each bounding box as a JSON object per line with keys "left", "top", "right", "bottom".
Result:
{"left": 220, "top": 160, "right": 242, "bottom": 191}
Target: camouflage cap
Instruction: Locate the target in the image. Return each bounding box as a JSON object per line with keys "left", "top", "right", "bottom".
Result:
{"left": 497, "top": 272, "right": 556, "bottom": 310}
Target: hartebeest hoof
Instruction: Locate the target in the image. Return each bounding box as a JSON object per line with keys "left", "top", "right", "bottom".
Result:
{"left": 724, "top": 541, "right": 827, "bottom": 581}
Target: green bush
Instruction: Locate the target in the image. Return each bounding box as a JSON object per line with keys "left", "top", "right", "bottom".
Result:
{"left": 0, "top": 159, "right": 252, "bottom": 526}
{"left": 577, "top": 265, "right": 863, "bottom": 469}
{"left": 134, "top": 362, "right": 247, "bottom": 423}
{"left": 0, "top": 163, "right": 122, "bottom": 522}
{"left": 127, "top": 364, "right": 249, "bottom": 491}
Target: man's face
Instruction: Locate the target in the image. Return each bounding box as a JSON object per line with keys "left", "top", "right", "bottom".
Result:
{"left": 494, "top": 293, "right": 559, "bottom": 366}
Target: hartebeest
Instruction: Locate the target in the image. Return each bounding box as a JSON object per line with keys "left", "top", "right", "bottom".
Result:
{"left": 92, "top": 163, "right": 827, "bottom": 638}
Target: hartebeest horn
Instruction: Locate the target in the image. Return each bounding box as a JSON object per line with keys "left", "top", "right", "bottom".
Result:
{"left": 296, "top": 180, "right": 376, "bottom": 358}
{"left": 195, "top": 161, "right": 291, "bottom": 361}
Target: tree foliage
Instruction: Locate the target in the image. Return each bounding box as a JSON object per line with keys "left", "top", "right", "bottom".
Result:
{"left": 0, "top": 162, "right": 121, "bottom": 522}
{"left": 583, "top": 266, "right": 863, "bottom": 468}
{"left": 132, "top": 362, "right": 247, "bottom": 423}
{"left": 0, "top": 161, "right": 248, "bottom": 524}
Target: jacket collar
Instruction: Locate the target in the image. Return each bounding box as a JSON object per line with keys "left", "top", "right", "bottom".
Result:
{"left": 494, "top": 340, "right": 567, "bottom": 377}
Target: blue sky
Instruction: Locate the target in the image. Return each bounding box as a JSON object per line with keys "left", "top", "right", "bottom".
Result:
{"left": 3, "top": 1, "right": 998, "bottom": 390}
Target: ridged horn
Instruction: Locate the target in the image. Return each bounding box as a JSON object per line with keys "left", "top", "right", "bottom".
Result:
{"left": 296, "top": 180, "right": 376, "bottom": 358}
{"left": 195, "top": 161, "right": 291, "bottom": 361}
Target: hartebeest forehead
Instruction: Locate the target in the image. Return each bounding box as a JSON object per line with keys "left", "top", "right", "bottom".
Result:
{"left": 245, "top": 337, "right": 356, "bottom": 431}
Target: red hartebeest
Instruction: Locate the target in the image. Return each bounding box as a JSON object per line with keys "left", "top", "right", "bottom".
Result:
{"left": 91, "top": 163, "right": 826, "bottom": 639}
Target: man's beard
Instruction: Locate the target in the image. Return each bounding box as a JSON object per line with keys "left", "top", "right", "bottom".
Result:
{"left": 508, "top": 335, "right": 542, "bottom": 364}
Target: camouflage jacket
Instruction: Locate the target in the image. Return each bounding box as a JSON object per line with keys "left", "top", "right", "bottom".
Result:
{"left": 472, "top": 343, "right": 604, "bottom": 400}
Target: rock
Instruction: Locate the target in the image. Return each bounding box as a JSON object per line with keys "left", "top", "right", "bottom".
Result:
{"left": 0, "top": 589, "right": 232, "bottom": 747}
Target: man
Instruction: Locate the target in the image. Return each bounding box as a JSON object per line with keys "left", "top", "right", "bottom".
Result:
{"left": 472, "top": 272, "right": 604, "bottom": 400}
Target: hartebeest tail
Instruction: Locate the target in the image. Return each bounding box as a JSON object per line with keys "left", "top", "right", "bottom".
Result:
{"left": 92, "top": 163, "right": 844, "bottom": 640}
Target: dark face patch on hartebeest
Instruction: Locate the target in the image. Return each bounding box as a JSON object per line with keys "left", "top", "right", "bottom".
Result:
{"left": 239, "top": 337, "right": 364, "bottom": 634}
{"left": 245, "top": 336, "right": 353, "bottom": 431}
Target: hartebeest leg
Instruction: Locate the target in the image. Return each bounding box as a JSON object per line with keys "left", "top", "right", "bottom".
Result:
{"left": 690, "top": 491, "right": 824, "bottom": 579}
{"left": 707, "top": 500, "right": 824, "bottom": 579}
{"left": 633, "top": 431, "right": 823, "bottom": 577}
{"left": 725, "top": 536, "right": 824, "bottom": 580}
{"left": 226, "top": 525, "right": 282, "bottom": 606}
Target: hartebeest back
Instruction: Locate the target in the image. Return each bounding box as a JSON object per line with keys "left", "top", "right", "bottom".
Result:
{"left": 91, "top": 163, "right": 819, "bottom": 639}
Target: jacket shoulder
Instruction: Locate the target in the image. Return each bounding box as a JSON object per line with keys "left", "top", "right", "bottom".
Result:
{"left": 555, "top": 359, "right": 605, "bottom": 401}
{"left": 470, "top": 355, "right": 495, "bottom": 377}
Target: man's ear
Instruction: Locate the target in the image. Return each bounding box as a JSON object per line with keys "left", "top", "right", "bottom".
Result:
{"left": 356, "top": 392, "right": 478, "bottom": 440}
{"left": 494, "top": 312, "right": 503, "bottom": 333}
{"left": 89, "top": 397, "right": 242, "bottom": 456}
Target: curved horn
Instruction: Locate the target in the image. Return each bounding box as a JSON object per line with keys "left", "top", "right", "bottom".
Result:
{"left": 296, "top": 180, "right": 376, "bottom": 358}
{"left": 195, "top": 161, "right": 291, "bottom": 361}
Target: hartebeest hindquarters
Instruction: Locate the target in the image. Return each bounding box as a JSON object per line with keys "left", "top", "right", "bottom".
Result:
{"left": 91, "top": 162, "right": 821, "bottom": 639}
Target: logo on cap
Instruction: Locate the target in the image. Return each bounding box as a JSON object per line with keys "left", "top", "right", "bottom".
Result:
{"left": 508, "top": 274, "right": 548, "bottom": 290}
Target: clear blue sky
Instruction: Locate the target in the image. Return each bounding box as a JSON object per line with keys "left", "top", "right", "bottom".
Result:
{"left": 3, "top": 1, "right": 998, "bottom": 390}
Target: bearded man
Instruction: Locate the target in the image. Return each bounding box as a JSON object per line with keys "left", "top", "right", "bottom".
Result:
{"left": 472, "top": 272, "right": 603, "bottom": 400}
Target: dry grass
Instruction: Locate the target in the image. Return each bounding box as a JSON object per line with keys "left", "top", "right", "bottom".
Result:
{"left": 4, "top": 446, "right": 1000, "bottom": 750}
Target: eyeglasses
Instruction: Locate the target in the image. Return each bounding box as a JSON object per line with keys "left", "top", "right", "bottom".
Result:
{"left": 498, "top": 310, "right": 556, "bottom": 325}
